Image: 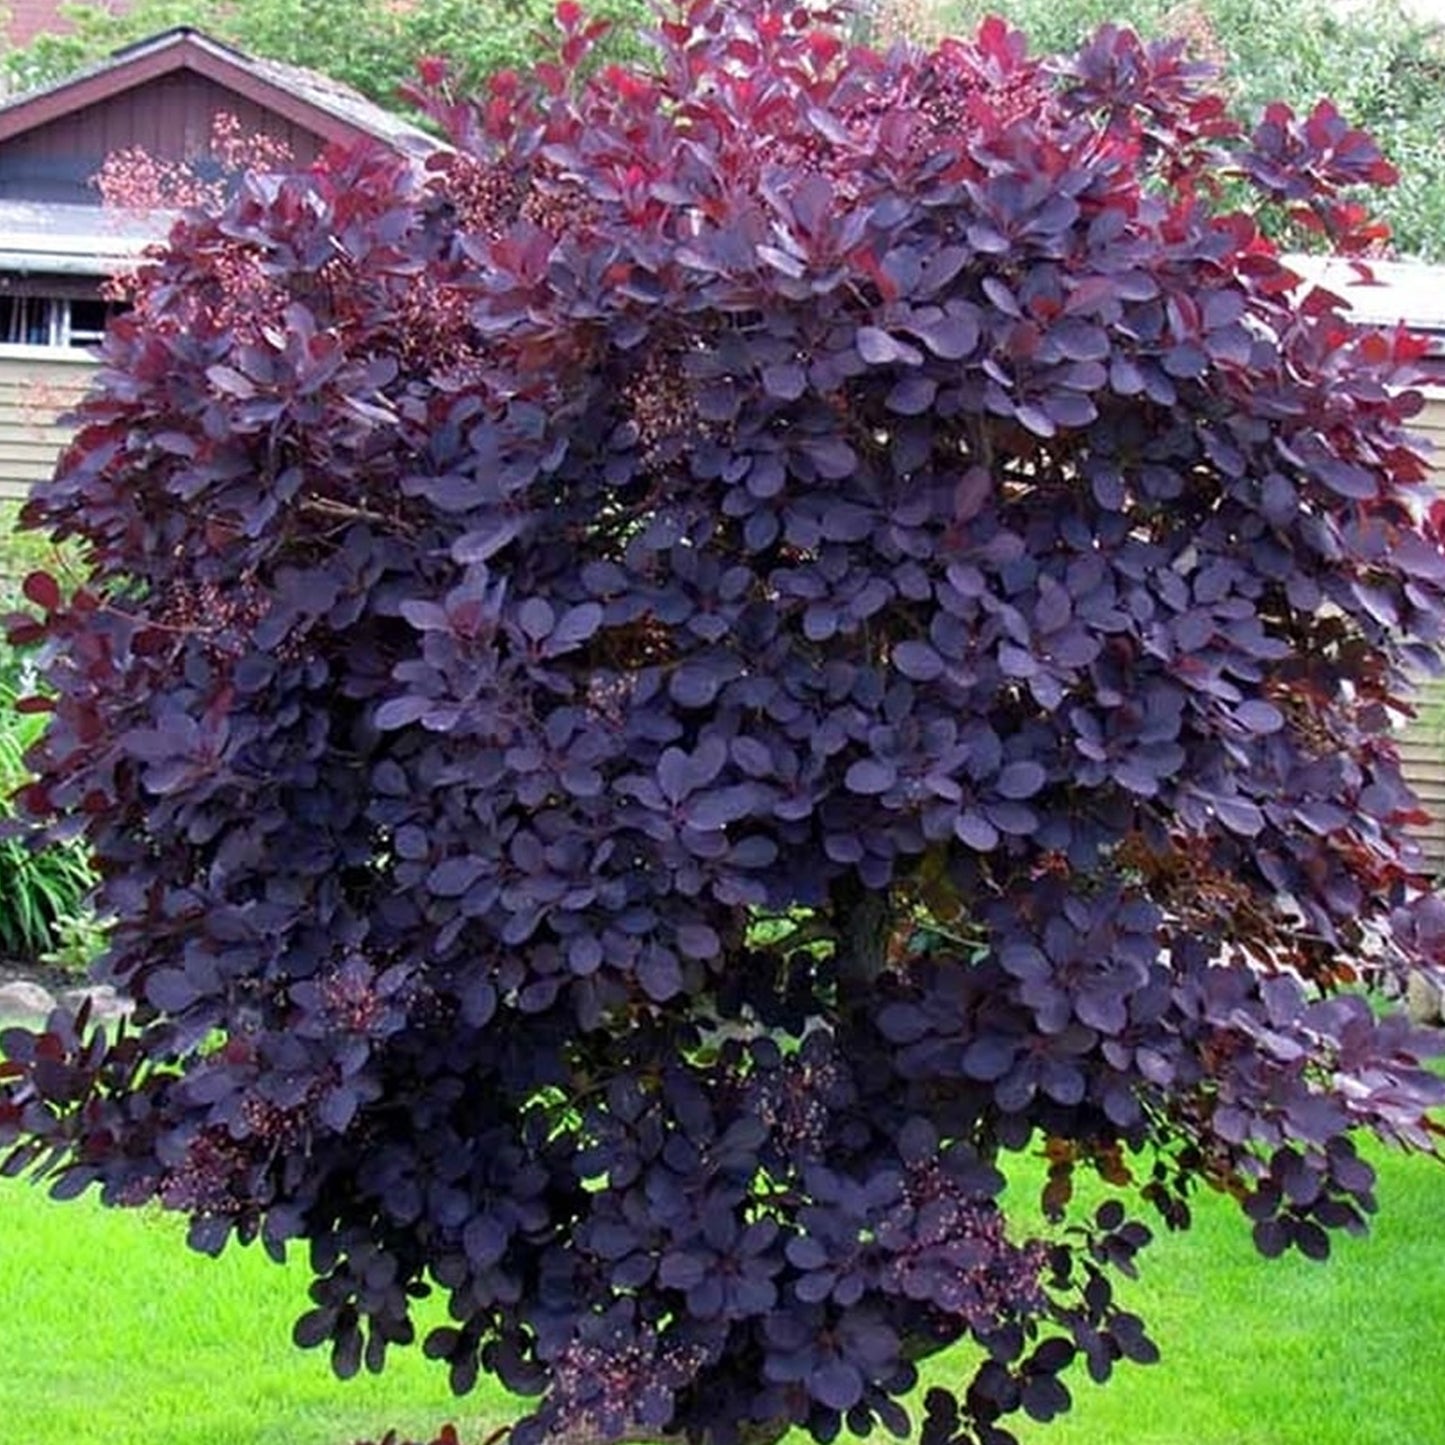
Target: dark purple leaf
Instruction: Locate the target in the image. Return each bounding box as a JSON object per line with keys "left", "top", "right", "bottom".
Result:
{"left": 677, "top": 922, "right": 722, "bottom": 959}
{"left": 671, "top": 666, "right": 723, "bottom": 709}
{"left": 911, "top": 309, "right": 980, "bottom": 360}
{"left": 464, "top": 1214, "right": 508, "bottom": 1268}
{"left": 428, "top": 856, "right": 486, "bottom": 897}
{"left": 685, "top": 785, "right": 758, "bottom": 830}
{"left": 996, "top": 761, "right": 1046, "bottom": 800}
{"left": 543, "top": 603, "right": 603, "bottom": 656}
{"left": 762, "top": 363, "right": 808, "bottom": 400}
{"left": 1234, "top": 700, "right": 1284, "bottom": 734}
{"left": 454, "top": 519, "right": 522, "bottom": 563}
{"left": 812, "top": 1359, "right": 864, "bottom": 1411}
{"left": 1016, "top": 403, "right": 1057, "bottom": 437}
{"left": 963, "top": 1034, "right": 1017, "bottom": 1081}
{"left": 145, "top": 969, "right": 201, "bottom": 1013}
{"left": 857, "top": 327, "right": 923, "bottom": 366}
{"left": 954, "top": 465, "right": 992, "bottom": 523}
{"left": 886, "top": 375, "right": 938, "bottom": 415}
{"left": 518, "top": 598, "right": 555, "bottom": 641}
{"left": 893, "top": 640, "right": 944, "bottom": 681}
{"left": 955, "top": 811, "right": 1000, "bottom": 851}
{"left": 638, "top": 948, "right": 683, "bottom": 1001}
{"left": 846, "top": 759, "right": 898, "bottom": 795}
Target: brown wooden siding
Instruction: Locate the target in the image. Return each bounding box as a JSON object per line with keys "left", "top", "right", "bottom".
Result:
{"left": 0, "top": 352, "right": 90, "bottom": 503}
{"left": 0, "top": 71, "right": 328, "bottom": 202}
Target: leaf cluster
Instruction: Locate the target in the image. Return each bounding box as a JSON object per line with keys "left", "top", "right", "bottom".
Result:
{"left": 939, "top": 0, "right": 1445, "bottom": 257}
{"left": 12, "top": 0, "right": 1445, "bottom": 254}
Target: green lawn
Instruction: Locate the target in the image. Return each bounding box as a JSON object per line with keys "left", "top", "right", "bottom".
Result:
{"left": 1010, "top": 1135, "right": 1445, "bottom": 1445}
{"left": 0, "top": 1175, "right": 511, "bottom": 1445}
{"left": 2, "top": 1137, "right": 1442, "bottom": 1445}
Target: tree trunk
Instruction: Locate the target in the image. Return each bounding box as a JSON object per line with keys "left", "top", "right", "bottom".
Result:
{"left": 830, "top": 873, "right": 892, "bottom": 993}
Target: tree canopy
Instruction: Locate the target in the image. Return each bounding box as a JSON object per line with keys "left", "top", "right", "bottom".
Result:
{"left": 0, "top": 0, "right": 649, "bottom": 106}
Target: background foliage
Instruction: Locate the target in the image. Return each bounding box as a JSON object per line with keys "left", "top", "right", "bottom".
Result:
{"left": 0, "top": 511, "right": 95, "bottom": 965}
{"left": 0, "top": 684, "right": 95, "bottom": 961}
{"left": 0, "top": 0, "right": 649, "bottom": 108}
{"left": 6, "top": 1, "right": 1445, "bottom": 255}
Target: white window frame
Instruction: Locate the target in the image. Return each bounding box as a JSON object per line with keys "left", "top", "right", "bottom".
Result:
{"left": 0, "top": 293, "right": 111, "bottom": 351}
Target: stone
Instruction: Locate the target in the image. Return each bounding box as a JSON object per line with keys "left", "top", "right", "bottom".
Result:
{"left": 62, "top": 985, "right": 130, "bottom": 1023}
{"left": 0, "top": 980, "right": 57, "bottom": 1017}
{"left": 1406, "top": 970, "right": 1444, "bottom": 1027}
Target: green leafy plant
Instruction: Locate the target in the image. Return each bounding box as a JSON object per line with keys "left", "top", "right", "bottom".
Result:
{"left": 0, "top": 510, "right": 98, "bottom": 964}
{"left": 0, "top": 684, "right": 95, "bottom": 961}
{"left": 0, "top": 503, "right": 84, "bottom": 623}
{"left": 38, "top": 905, "right": 110, "bottom": 976}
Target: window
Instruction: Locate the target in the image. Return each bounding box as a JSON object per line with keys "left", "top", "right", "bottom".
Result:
{"left": 0, "top": 294, "right": 119, "bottom": 349}
{"left": 67, "top": 298, "right": 114, "bottom": 347}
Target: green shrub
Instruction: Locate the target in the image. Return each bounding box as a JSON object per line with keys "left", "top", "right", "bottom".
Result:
{"left": 39, "top": 907, "right": 111, "bottom": 976}
{"left": 0, "top": 507, "right": 100, "bottom": 965}
{"left": 0, "top": 681, "right": 96, "bottom": 962}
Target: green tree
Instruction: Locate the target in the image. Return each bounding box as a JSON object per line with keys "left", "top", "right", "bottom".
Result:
{"left": 0, "top": 0, "right": 648, "bottom": 109}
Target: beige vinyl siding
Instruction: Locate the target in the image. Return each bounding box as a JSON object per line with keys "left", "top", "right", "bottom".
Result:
{"left": 1412, "top": 392, "right": 1445, "bottom": 470}
{"left": 0, "top": 348, "right": 92, "bottom": 505}
{"left": 1399, "top": 717, "right": 1445, "bottom": 871}
{"left": 1401, "top": 393, "right": 1445, "bottom": 876}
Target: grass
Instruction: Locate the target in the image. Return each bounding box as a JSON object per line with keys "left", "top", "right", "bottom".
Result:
{"left": 1005, "top": 1134, "right": 1445, "bottom": 1444}
{"left": 1, "top": 1137, "right": 1443, "bottom": 1445}
{"left": 0, "top": 1175, "right": 514, "bottom": 1445}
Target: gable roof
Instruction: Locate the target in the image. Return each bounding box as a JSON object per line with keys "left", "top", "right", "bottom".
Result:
{"left": 0, "top": 25, "right": 440, "bottom": 158}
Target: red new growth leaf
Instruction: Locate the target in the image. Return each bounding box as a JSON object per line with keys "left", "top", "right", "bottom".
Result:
{"left": 416, "top": 55, "right": 448, "bottom": 88}
{"left": 21, "top": 570, "right": 59, "bottom": 611}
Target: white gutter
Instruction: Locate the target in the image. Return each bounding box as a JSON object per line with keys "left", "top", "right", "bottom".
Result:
{"left": 1285, "top": 254, "right": 1445, "bottom": 333}
{"left": 0, "top": 246, "right": 153, "bottom": 276}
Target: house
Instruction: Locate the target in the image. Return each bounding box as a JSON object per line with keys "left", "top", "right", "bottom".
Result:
{"left": 1295, "top": 259, "right": 1445, "bottom": 874}
{"left": 0, "top": 25, "right": 440, "bottom": 503}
